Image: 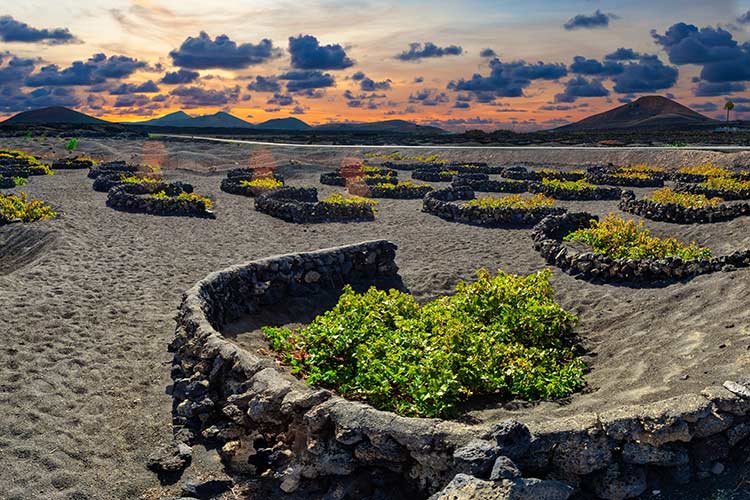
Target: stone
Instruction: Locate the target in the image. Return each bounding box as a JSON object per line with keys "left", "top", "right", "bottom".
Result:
{"left": 503, "top": 478, "right": 573, "bottom": 500}
{"left": 490, "top": 456, "right": 522, "bottom": 481}
{"left": 711, "top": 462, "right": 725, "bottom": 475}
{"left": 182, "top": 477, "right": 234, "bottom": 498}
{"left": 724, "top": 380, "right": 750, "bottom": 399}
{"left": 693, "top": 412, "right": 734, "bottom": 438}
{"left": 592, "top": 463, "right": 647, "bottom": 500}
{"left": 622, "top": 442, "right": 688, "bottom": 466}
{"left": 453, "top": 440, "right": 498, "bottom": 478}
{"left": 485, "top": 420, "right": 532, "bottom": 460}
{"left": 428, "top": 474, "right": 505, "bottom": 500}
{"left": 146, "top": 442, "right": 192, "bottom": 474}
{"left": 727, "top": 423, "right": 750, "bottom": 446}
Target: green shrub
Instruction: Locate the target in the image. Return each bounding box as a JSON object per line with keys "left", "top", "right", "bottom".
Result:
{"left": 320, "top": 193, "right": 378, "bottom": 207}
{"left": 565, "top": 214, "right": 712, "bottom": 260}
{"left": 264, "top": 269, "right": 585, "bottom": 418}
{"left": 612, "top": 171, "right": 651, "bottom": 180}
{"left": 620, "top": 164, "right": 665, "bottom": 174}
{"left": 13, "top": 177, "right": 27, "bottom": 186}
{"left": 646, "top": 187, "right": 722, "bottom": 208}
{"left": 239, "top": 177, "right": 283, "bottom": 189}
{"left": 375, "top": 180, "right": 431, "bottom": 190}
{"left": 541, "top": 178, "right": 596, "bottom": 191}
{"left": 149, "top": 190, "right": 214, "bottom": 209}
{"left": 64, "top": 138, "right": 78, "bottom": 152}
{"left": 678, "top": 164, "right": 732, "bottom": 177}
{"left": 701, "top": 177, "right": 750, "bottom": 193}
{"left": 465, "top": 193, "right": 555, "bottom": 209}
{"left": 0, "top": 192, "right": 57, "bottom": 222}
{"left": 120, "top": 175, "right": 159, "bottom": 185}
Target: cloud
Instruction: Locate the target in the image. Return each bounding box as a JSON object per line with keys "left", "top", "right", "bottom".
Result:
{"left": 480, "top": 48, "right": 497, "bottom": 58}
{"left": 611, "top": 55, "right": 678, "bottom": 93}
{"left": 693, "top": 81, "right": 745, "bottom": 96}
{"left": 570, "top": 56, "right": 623, "bottom": 76}
{"left": 266, "top": 93, "right": 296, "bottom": 106}
{"left": 278, "top": 70, "right": 335, "bottom": 91}
{"left": 408, "top": 88, "right": 449, "bottom": 106}
{"left": 109, "top": 80, "right": 160, "bottom": 94}
{"left": 351, "top": 71, "right": 365, "bottom": 81}
{"left": 246, "top": 75, "right": 281, "bottom": 92}
{"left": 25, "top": 53, "right": 148, "bottom": 86}
{"left": 161, "top": 69, "right": 199, "bottom": 84}
{"left": 288, "top": 34, "right": 353, "bottom": 70}
{"left": 563, "top": 10, "right": 616, "bottom": 30}
{"left": 0, "top": 55, "right": 36, "bottom": 85}
{"left": 169, "top": 85, "right": 240, "bottom": 107}
{"left": 555, "top": 76, "right": 609, "bottom": 103}
{"left": 453, "top": 101, "right": 470, "bottom": 109}
{"left": 447, "top": 58, "right": 567, "bottom": 99}
{"left": 691, "top": 102, "right": 718, "bottom": 112}
{"left": 605, "top": 48, "right": 641, "bottom": 61}
{"left": 0, "top": 86, "right": 80, "bottom": 112}
{"left": 652, "top": 23, "right": 740, "bottom": 65}
{"left": 170, "top": 32, "right": 281, "bottom": 69}
{"left": 397, "top": 42, "right": 463, "bottom": 61}
{"left": 357, "top": 74, "right": 391, "bottom": 91}
{"left": 413, "top": 76, "right": 424, "bottom": 83}
{"left": 0, "top": 15, "right": 78, "bottom": 44}
{"left": 291, "top": 105, "right": 305, "bottom": 115}
{"left": 113, "top": 94, "right": 151, "bottom": 107}
{"left": 739, "top": 11, "right": 750, "bottom": 24}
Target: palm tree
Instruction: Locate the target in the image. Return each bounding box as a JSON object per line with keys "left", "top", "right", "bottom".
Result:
{"left": 725, "top": 100, "right": 735, "bottom": 122}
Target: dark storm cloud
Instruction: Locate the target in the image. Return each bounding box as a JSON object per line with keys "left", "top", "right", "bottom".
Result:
{"left": 563, "top": 10, "right": 616, "bottom": 31}
{"left": 351, "top": 71, "right": 366, "bottom": 81}
{"left": 288, "top": 34, "right": 354, "bottom": 70}
{"left": 693, "top": 81, "right": 745, "bottom": 96}
{"left": 278, "top": 70, "right": 335, "bottom": 91}
{"left": 161, "top": 69, "right": 200, "bottom": 84}
{"left": 170, "top": 32, "right": 281, "bottom": 69}
{"left": 25, "top": 53, "right": 148, "bottom": 86}
{"left": 447, "top": 58, "right": 567, "bottom": 99}
{"left": 692, "top": 102, "right": 718, "bottom": 112}
{"left": 611, "top": 55, "right": 678, "bottom": 93}
{"left": 246, "top": 75, "right": 281, "bottom": 92}
{"left": 397, "top": 42, "right": 463, "bottom": 61}
{"left": 408, "top": 88, "right": 449, "bottom": 106}
{"left": 569, "top": 56, "right": 623, "bottom": 76}
{"left": 480, "top": 48, "right": 497, "bottom": 58}
{"left": 357, "top": 74, "right": 391, "bottom": 91}
{"left": 113, "top": 94, "right": 151, "bottom": 107}
{"left": 605, "top": 48, "right": 641, "bottom": 61}
{"left": 0, "top": 55, "right": 36, "bottom": 84}
{"left": 266, "top": 93, "right": 296, "bottom": 106}
{"left": 413, "top": 76, "right": 424, "bottom": 83}
{"left": 169, "top": 85, "right": 240, "bottom": 107}
{"left": 109, "top": 80, "right": 160, "bottom": 95}
{"left": 554, "top": 76, "right": 609, "bottom": 103}
{"left": 0, "top": 86, "right": 80, "bottom": 112}
{"left": 453, "top": 101, "right": 470, "bottom": 109}
{"left": 0, "top": 15, "right": 78, "bottom": 44}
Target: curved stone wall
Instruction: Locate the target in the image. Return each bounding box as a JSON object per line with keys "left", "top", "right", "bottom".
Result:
{"left": 0, "top": 176, "right": 15, "bottom": 189}
{"left": 88, "top": 161, "right": 139, "bottom": 179}
{"left": 411, "top": 169, "right": 457, "bottom": 182}
{"left": 348, "top": 181, "right": 433, "bottom": 199}
{"left": 220, "top": 177, "right": 284, "bottom": 197}
{"left": 504, "top": 169, "right": 586, "bottom": 182}
{"left": 423, "top": 187, "right": 565, "bottom": 227}
{"left": 619, "top": 191, "right": 750, "bottom": 224}
{"left": 170, "top": 241, "right": 750, "bottom": 500}
{"left": 452, "top": 177, "right": 528, "bottom": 193}
{"left": 106, "top": 182, "right": 212, "bottom": 218}
{"left": 532, "top": 212, "right": 750, "bottom": 283}
{"left": 586, "top": 173, "right": 664, "bottom": 188}
{"left": 255, "top": 187, "right": 375, "bottom": 223}
{"left": 530, "top": 183, "right": 621, "bottom": 200}
{"left": 51, "top": 158, "right": 95, "bottom": 170}
{"left": 675, "top": 182, "right": 750, "bottom": 201}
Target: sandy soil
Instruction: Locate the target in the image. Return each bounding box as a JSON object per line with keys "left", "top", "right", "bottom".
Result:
{"left": 0, "top": 137, "right": 749, "bottom": 499}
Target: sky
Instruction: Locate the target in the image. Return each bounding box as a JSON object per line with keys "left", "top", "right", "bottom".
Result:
{"left": 1, "top": 0, "right": 750, "bottom": 131}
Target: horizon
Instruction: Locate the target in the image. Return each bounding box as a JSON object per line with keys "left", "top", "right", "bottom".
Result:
{"left": 1, "top": 2, "right": 749, "bottom": 131}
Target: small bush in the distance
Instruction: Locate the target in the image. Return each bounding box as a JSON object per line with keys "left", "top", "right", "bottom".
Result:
{"left": 0, "top": 192, "right": 57, "bottom": 222}
{"left": 239, "top": 178, "right": 284, "bottom": 189}
{"left": 466, "top": 193, "right": 555, "bottom": 209}
{"left": 646, "top": 188, "right": 722, "bottom": 208}
{"left": 701, "top": 177, "right": 750, "bottom": 193}
{"left": 542, "top": 178, "right": 596, "bottom": 191}
{"left": 678, "top": 164, "right": 733, "bottom": 177}
{"left": 264, "top": 269, "right": 584, "bottom": 418}
{"left": 321, "top": 193, "right": 378, "bottom": 208}
{"left": 150, "top": 190, "right": 214, "bottom": 209}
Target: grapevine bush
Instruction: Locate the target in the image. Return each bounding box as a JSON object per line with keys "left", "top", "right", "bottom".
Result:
{"left": 646, "top": 188, "right": 722, "bottom": 208}
{"left": 264, "top": 269, "right": 585, "bottom": 418}
{"left": 0, "top": 192, "right": 57, "bottom": 222}
{"left": 465, "top": 193, "right": 555, "bottom": 209}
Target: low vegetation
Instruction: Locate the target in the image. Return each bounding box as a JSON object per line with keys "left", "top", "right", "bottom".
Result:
{"left": 13, "top": 177, "right": 27, "bottom": 186}
{"left": 364, "top": 151, "right": 446, "bottom": 164}
{"left": 541, "top": 178, "right": 597, "bottom": 191}
{"left": 375, "top": 180, "right": 431, "bottom": 190}
{"left": 320, "top": 193, "right": 378, "bottom": 208}
{"left": 646, "top": 187, "right": 722, "bottom": 208}
{"left": 0, "top": 192, "right": 57, "bottom": 223}
{"left": 678, "top": 164, "right": 733, "bottom": 177}
{"left": 120, "top": 175, "right": 160, "bottom": 185}
{"left": 465, "top": 193, "right": 555, "bottom": 209}
{"left": 612, "top": 171, "right": 651, "bottom": 180}
{"left": 620, "top": 164, "right": 666, "bottom": 175}
{"left": 239, "top": 178, "right": 284, "bottom": 189}
{"left": 565, "top": 214, "right": 712, "bottom": 260}
{"left": 701, "top": 177, "right": 750, "bottom": 193}
{"left": 0, "top": 149, "right": 53, "bottom": 175}
{"left": 539, "top": 168, "right": 585, "bottom": 176}
{"left": 150, "top": 191, "right": 214, "bottom": 209}
{"left": 264, "top": 268, "right": 584, "bottom": 417}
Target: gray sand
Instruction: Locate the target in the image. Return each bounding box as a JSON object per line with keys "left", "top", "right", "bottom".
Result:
{"left": 0, "top": 137, "right": 749, "bottom": 499}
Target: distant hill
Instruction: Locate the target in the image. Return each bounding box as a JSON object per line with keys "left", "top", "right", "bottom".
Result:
{"left": 3, "top": 106, "right": 109, "bottom": 125}
{"left": 131, "top": 111, "right": 254, "bottom": 128}
{"left": 255, "top": 117, "right": 311, "bottom": 131}
{"left": 555, "top": 96, "right": 716, "bottom": 132}
{"left": 315, "top": 119, "right": 445, "bottom": 134}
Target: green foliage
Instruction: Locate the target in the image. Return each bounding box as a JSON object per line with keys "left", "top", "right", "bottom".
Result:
{"left": 619, "top": 164, "right": 665, "bottom": 174}
{"left": 646, "top": 187, "right": 722, "bottom": 208}
{"left": 320, "top": 193, "right": 378, "bottom": 208}
{"left": 22, "top": 131, "right": 32, "bottom": 140}
{"left": 612, "top": 171, "right": 651, "bottom": 180}
{"left": 264, "top": 269, "right": 585, "bottom": 418}
{"left": 0, "top": 149, "right": 52, "bottom": 175}
{"left": 374, "top": 180, "right": 431, "bottom": 190}
{"left": 0, "top": 192, "right": 57, "bottom": 222}
{"left": 120, "top": 175, "right": 159, "bottom": 185}
{"left": 565, "top": 214, "right": 712, "bottom": 260}
{"left": 12, "top": 177, "right": 27, "bottom": 186}
{"left": 364, "top": 151, "right": 446, "bottom": 164}
{"left": 465, "top": 193, "right": 555, "bottom": 209}
{"left": 678, "top": 164, "right": 732, "bottom": 177}
{"left": 541, "top": 178, "right": 596, "bottom": 191}
{"left": 64, "top": 138, "right": 78, "bottom": 152}
{"left": 701, "top": 176, "right": 750, "bottom": 193}
{"left": 149, "top": 190, "right": 214, "bottom": 209}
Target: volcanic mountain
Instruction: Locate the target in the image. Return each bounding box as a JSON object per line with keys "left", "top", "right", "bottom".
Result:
{"left": 555, "top": 96, "right": 716, "bottom": 131}
{"left": 3, "top": 106, "right": 109, "bottom": 125}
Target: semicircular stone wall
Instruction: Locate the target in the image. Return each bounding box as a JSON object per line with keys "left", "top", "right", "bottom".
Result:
{"left": 170, "top": 241, "right": 750, "bottom": 500}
